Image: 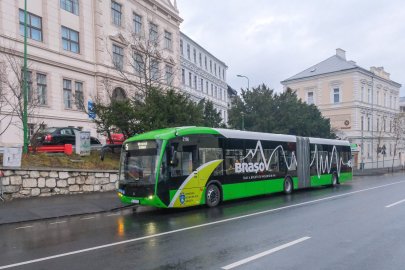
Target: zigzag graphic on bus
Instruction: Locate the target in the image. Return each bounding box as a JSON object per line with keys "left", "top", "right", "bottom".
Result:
{"left": 238, "top": 141, "right": 352, "bottom": 178}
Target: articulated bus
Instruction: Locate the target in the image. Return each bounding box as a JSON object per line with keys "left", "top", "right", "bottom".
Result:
{"left": 109, "top": 127, "right": 352, "bottom": 208}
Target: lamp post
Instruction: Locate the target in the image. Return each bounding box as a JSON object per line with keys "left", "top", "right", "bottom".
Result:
{"left": 237, "top": 75, "right": 249, "bottom": 89}
{"left": 23, "top": 0, "right": 28, "bottom": 154}
{"left": 241, "top": 112, "right": 245, "bottom": 131}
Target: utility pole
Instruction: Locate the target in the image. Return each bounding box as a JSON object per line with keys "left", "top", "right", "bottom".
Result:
{"left": 23, "top": 0, "right": 28, "bottom": 154}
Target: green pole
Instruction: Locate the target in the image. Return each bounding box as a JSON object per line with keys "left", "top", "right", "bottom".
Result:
{"left": 23, "top": 0, "right": 28, "bottom": 154}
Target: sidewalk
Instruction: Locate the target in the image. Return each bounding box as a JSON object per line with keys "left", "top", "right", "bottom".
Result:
{"left": 353, "top": 166, "right": 405, "bottom": 176}
{"left": 0, "top": 191, "right": 132, "bottom": 225}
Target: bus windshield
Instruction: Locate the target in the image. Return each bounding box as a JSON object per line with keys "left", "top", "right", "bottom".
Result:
{"left": 119, "top": 140, "right": 163, "bottom": 187}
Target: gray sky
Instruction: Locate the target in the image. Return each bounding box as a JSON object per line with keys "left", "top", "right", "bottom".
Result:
{"left": 177, "top": 0, "right": 405, "bottom": 96}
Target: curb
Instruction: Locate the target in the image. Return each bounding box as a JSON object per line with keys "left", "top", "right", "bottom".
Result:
{"left": 0, "top": 204, "right": 137, "bottom": 226}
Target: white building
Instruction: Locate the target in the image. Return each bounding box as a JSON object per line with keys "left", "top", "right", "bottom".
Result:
{"left": 179, "top": 32, "right": 228, "bottom": 123}
{"left": 0, "top": 0, "right": 182, "bottom": 146}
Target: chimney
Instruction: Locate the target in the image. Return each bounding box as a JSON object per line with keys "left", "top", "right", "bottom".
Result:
{"left": 336, "top": 48, "right": 346, "bottom": 60}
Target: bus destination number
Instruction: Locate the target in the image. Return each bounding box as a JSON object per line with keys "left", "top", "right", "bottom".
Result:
{"left": 183, "top": 137, "right": 189, "bottom": 142}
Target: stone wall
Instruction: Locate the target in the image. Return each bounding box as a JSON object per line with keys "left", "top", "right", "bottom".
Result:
{"left": 0, "top": 168, "right": 119, "bottom": 201}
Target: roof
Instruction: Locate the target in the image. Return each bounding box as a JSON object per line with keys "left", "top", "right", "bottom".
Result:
{"left": 400, "top": 97, "right": 405, "bottom": 103}
{"left": 283, "top": 55, "right": 357, "bottom": 82}
{"left": 227, "top": 85, "right": 238, "bottom": 96}
{"left": 125, "top": 127, "right": 349, "bottom": 146}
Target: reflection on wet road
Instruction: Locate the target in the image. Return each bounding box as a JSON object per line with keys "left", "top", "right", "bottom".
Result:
{"left": 1, "top": 173, "right": 405, "bottom": 270}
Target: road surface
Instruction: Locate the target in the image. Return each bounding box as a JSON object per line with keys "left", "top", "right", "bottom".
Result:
{"left": 1, "top": 172, "right": 405, "bottom": 270}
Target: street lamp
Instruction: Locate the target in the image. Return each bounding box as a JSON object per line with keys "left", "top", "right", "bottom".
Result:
{"left": 241, "top": 112, "right": 245, "bottom": 131}
{"left": 237, "top": 75, "right": 249, "bottom": 89}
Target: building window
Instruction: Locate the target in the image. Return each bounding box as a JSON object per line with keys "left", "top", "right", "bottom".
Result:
{"left": 62, "top": 27, "right": 79, "bottom": 53}
{"left": 194, "top": 76, "right": 197, "bottom": 89}
{"left": 215, "top": 63, "right": 217, "bottom": 76}
{"left": 367, "top": 88, "right": 371, "bottom": 103}
{"left": 394, "top": 97, "right": 397, "bottom": 109}
{"left": 201, "top": 79, "right": 203, "bottom": 92}
{"left": 165, "top": 66, "right": 173, "bottom": 85}
{"left": 210, "top": 60, "right": 212, "bottom": 73}
{"left": 333, "top": 88, "right": 340, "bottom": 103}
{"left": 133, "top": 13, "right": 142, "bottom": 35}
{"left": 134, "top": 53, "right": 144, "bottom": 76}
{"left": 377, "top": 118, "right": 380, "bottom": 131}
{"left": 188, "top": 72, "right": 192, "bottom": 87}
{"left": 199, "top": 53, "right": 202, "bottom": 67}
{"left": 206, "top": 81, "right": 208, "bottom": 94}
{"left": 205, "top": 56, "right": 207, "bottom": 70}
{"left": 61, "top": 0, "right": 79, "bottom": 15}
{"left": 21, "top": 70, "right": 33, "bottom": 103}
{"left": 75, "top": 82, "right": 84, "bottom": 109}
{"left": 361, "top": 86, "right": 364, "bottom": 102}
{"left": 151, "top": 60, "right": 159, "bottom": 80}
{"left": 223, "top": 69, "right": 225, "bottom": 80}
{"left": 367, "top": 117, "right": 370, "bottom": 131}
{"left": 149, "top": 23, "right": 158, "bottom": 43}
{"left": 181, "top": 69, "right": 185, "bottom": 84}
{"left": 389, "top": 95, "right": 392, "bottom": 108}
{"left": 180, "top": 40, "right": 183, "bottom": 55}
{"left": 187, "top": 44, "right": 190, "bottom": 59}
{"left": 307, "top": 91, "right": 314, "bottom": 105}
{"left": 219, "top": 88, "right": 222, "bottom": 100}
{"left": 63, "top": 79, "right": 72, "bottom": 108}
{"left": 214, "top": 86, "right": 217, "bottom": 98}
{"left": 211, "top": 84, "right": 213, "bottom": 96}
{"left": 165, "top": 31, "right": 171, "bottom": 50}
{"left": 112, "top": 87, "right": 126, "bottom": 101}
{"left": 19, "top": 10, "right": 42, "bottom": 41}
{"left": 390, "top": 120, "right": 392, "bottom": 132}
{"left": 219, "top": 67, "right": 221, "bottom": 79}
{"left": 367, "top": 143, "right": 371, "bottom": 158}
{"left": 113, "top": 45, "right": 123, "bottom": 70}
{"left": 111, "top": 1, "right": 122, "bottom": 26}
{"left": 193, "top": 49, "right": 196, "bottom": 63}
{"left": 361, "top": 116, "right": 364, "bottom": 131}
{"left": 384, "top": 118, "right": 386, "bottom": 132}
{"left": 384, "top": 92, "right": 387, "bottom": 106}
{"left": 377, "top": 91, "right": 380, "bottom": 105}
{"left": 36, "top": 73, "right": 47, "bottom": 105}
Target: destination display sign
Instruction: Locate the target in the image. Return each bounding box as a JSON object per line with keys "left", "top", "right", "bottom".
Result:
{"left": 125, "top": 140, "right": 157, "bottom": 151}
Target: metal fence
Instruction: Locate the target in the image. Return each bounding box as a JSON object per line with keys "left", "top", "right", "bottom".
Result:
{"left": 0, "top": 145, "right": 103, "bottom": 155}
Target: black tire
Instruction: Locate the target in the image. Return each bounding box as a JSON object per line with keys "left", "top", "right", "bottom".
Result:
{"left": 331, "top": 173, "right": 338, "bottom": 186}
{"left": 283, "top": 177, "right": 293, "bottom": 194}
{"left": 205, "top": 184, "right": 221, "bottom": 208}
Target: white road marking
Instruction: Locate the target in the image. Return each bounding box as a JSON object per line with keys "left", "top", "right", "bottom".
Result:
{"left": 385, "top": 199, "right": 405, "bottom": 208}
{"left": 15, "top": 226, "right": 33, "bottom": 230}
{"left": 221, "top": 237, "right": 311, "bottom": 269}
{"left": 80, "top": 217, "right": 95, "bottom": 220}
{"left": 1, "top": 180, "right": 404, "bottom": 269}
{"left": 50, "top": 221, "right": 66, "bottom": 225}
{"left": 107, "top": 213, "right": 120, "bottom": 216}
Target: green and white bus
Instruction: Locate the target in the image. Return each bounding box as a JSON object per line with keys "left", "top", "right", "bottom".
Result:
{"left": 109, "top": 127, "right": 352, "bottom": 208}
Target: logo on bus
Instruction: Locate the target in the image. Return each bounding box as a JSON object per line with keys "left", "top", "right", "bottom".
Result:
{"left": 179, "top": 193, "right": 186, "bottom": 204}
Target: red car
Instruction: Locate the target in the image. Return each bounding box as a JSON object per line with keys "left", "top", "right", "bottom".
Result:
{"left": 106, "top": 134, "right": 126, "bottom": 145}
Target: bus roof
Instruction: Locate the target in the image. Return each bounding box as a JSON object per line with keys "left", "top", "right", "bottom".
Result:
{"left": 125, "top": 127, "right": 349, "bottom": 146}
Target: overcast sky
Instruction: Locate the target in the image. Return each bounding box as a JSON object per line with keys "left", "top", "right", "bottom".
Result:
{"left": 177, "top": 0, "right": 405, "bottom": 96}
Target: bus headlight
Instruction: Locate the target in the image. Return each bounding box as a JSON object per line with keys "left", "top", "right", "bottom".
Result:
{"left": 149, "top": 196, "right": 153, "bottom": 200}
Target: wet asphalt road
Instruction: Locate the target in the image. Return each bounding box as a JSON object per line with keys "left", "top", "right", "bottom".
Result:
{"left": 1, "top": 173, "right": 405, "bottom": 270}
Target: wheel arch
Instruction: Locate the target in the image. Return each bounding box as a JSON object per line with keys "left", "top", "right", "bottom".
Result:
{"left": 205, "top": 180, "right": 223, "bottom": 201}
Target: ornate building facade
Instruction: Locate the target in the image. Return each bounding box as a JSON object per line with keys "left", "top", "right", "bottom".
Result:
{"left": 0, "top": 0, "right": 182, "bottom": 145}
{"left": 179, "top": 32, "right": 228, "bottom": 123}
{"left": 281, "top": 49, "right": 402, "bottom": 169}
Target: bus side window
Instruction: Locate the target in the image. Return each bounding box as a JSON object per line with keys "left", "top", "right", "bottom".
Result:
{"left": 225, "top": 149, "right": 243, "bottom": 175}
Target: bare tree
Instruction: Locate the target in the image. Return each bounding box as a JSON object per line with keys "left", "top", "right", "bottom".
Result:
{"left": 0, "top": 40, "right": 42, "bottom": 145}
{"left": 389, "top": 113, "right": 405, "bottom": 170}
{"left": 374, "top": 113, "right": 388, "bottom": 168}
{"left": 331, "top": 127, "right": 347, "bottom": 140}
{"left": 101, "top": 10, "right": 179, "bottom": 98}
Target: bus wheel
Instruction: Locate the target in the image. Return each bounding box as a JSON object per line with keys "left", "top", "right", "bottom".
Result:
{"left": 206, "top": 184, "right": 220, "bottom": 208}
{"left": 331, "top": 173, "right": 338, "bottom": 187}
{"left": 283, "top": 177, "right": 293, "bottom": 194}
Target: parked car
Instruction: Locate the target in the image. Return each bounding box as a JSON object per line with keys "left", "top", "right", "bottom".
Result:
{"left": 106, "top": 134, "right": 126, "bottom": 145}
{"left": 35, "top": 127, "right": 101, "bottom": 146}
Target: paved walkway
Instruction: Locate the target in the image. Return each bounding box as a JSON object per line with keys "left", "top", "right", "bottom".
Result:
{"left": 0, "top": 191, "right": 132, "bottom": 225}
{"left": 353, "top": 166, "right": 404, "bottom": 176}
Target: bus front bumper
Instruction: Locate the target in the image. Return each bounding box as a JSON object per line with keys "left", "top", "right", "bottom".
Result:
{"left": 118, "top": 193, "right": 167, "bottom": 208}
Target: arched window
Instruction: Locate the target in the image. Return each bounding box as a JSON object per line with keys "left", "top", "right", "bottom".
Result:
{"left": 112, "top": 87, "right": 126, "bottom": 101}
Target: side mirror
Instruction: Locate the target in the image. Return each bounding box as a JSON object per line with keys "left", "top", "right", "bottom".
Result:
{"left": 170, "top": 146, "right": 178, "bottom": 166}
